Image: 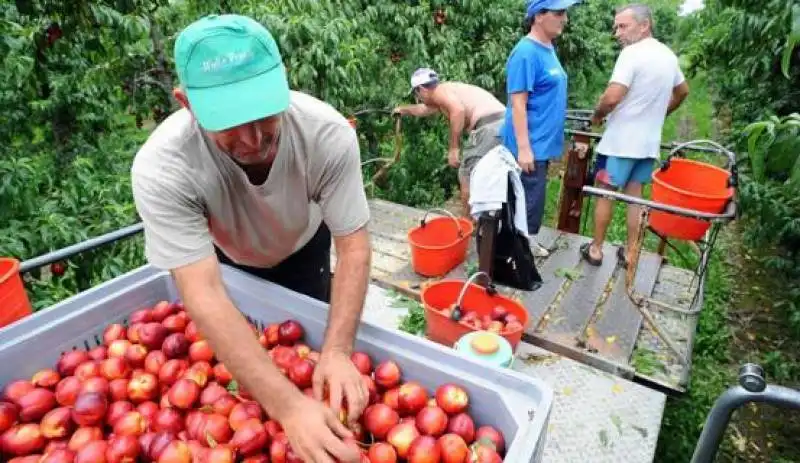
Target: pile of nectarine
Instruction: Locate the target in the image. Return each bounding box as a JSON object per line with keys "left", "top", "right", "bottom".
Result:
{"left": 0, "top": 300, "right": 506, "bottom": 462}
{"left": 440, "top": 304, "right": 523, "bottom": 336}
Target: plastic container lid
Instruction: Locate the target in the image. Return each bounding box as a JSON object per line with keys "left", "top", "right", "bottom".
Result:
{"left": 454, "top": 331, "right": 514, "bottom": 369}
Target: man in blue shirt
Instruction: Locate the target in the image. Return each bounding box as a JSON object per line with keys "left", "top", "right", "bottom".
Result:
{"left": 501, "top": 0, "right": 581, "bottom": 255}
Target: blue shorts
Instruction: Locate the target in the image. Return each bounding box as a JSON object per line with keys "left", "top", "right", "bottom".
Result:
{"left": 594, "top": 154, "right": 655, "bottom": 188}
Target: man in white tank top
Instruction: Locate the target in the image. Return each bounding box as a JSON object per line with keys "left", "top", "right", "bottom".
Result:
{"left": 582, "top": 4, "right": 689, "bottom": 267}
{"left": 131, "top": 14, "right": 368, "bottom": 462}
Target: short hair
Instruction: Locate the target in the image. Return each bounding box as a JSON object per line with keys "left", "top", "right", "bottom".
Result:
{"left": 522, "top": 16, "right": 535, "bottom": 35}
{"left": 616, "top": 3, "right": 655, "bottom": 33}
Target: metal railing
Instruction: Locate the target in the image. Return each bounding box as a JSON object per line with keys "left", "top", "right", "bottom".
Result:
{"left": 565, "top": 111, "right": 730, "bottom": 156}
{"left": 19, "top": 223, "right": 144, "bottom": 275}
{"left": 691, "top": 364, "right": 800, "bottom": 463}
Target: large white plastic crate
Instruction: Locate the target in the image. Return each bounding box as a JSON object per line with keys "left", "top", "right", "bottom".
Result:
{"left": 0, "top": 264, "right": 553, "bottom": 462}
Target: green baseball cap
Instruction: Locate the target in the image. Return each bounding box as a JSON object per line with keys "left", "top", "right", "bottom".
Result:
{"left": 174, "top": 14, "right": 290, "bottom": 132}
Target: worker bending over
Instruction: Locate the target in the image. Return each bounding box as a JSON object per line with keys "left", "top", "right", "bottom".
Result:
{"left": 393, "top": 68, "right": 506, "bottom": 218}
{"left": 131, "top": 14, "right": 369, "bottom": 463}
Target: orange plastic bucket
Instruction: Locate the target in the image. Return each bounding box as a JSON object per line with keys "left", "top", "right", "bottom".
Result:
{"left": 408, "top": 209, "right": 474, "bottom": 277}
{"left": 0, "top": 258, "right": 33, "bottom": 329}
{"left": 649, "top": 158, "right": 733, "bottom": 241}
{"left": 420, "top": 273, "right": 529, "bottom": 350}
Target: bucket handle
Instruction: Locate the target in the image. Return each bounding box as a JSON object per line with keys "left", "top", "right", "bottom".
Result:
{"left": 453, "top": 271, "right": 498, "bottom": 310}
{"left": 660, "top": 139, "right": 738, "bottom": 189}
{"left": 420, "top": 208, "right": 465, "bottom": 238}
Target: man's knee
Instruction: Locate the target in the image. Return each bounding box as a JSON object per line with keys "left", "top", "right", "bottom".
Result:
{"left": 623, "top": 181, "right": 643, "bottom": 197}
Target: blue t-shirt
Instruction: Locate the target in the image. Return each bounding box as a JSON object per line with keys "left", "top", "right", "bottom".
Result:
{"left": 500, "top": 37, "right": 568, "bottom": 161}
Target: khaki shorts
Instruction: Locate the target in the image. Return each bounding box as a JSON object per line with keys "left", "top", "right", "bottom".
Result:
{"left": 459, "top": 115, "right": 503, "bottom": 182}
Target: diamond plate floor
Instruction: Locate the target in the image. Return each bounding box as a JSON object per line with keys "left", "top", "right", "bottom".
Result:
{"left": 362, "top": 284, "right": 666, "bottom": 463}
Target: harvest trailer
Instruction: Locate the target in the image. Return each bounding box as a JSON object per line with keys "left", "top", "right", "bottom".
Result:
{"left": 1, "top": 117, "right": 799, "bottom": 462}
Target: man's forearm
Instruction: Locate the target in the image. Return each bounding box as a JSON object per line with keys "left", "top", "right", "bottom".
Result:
{"left": 321, "top": 238, "right": 371, "bottom": 355}
{"left": 400, "top": 104, "right": 437, "bottom": 118}
{"left": 177, "top": 276, "right": 301, "bottom": 421}
{"left": 447, "top": 110, "right": 466, "bottom": 152}
{"left": 666, "top": 93, "right": 687, "bottom": 116}
{"left": 593, "top": 93, "right": 618, "bottom": 121}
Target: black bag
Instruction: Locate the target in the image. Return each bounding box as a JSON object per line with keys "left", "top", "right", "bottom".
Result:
{"left": 474, "top": 175, "right": 543, "bottom": 291}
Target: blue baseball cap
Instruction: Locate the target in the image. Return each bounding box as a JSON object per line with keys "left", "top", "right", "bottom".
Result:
{"left": 173, "top": 14, "right": 290, "bottom": 132}
{"left": 525, "top": 0, "right": 582, "bottom": 19}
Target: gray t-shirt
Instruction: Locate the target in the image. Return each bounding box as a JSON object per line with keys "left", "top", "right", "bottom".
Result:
{"left": 131, "top": 90, "right": 370, "bottom": 270}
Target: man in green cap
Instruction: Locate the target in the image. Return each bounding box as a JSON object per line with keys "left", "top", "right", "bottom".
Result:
{"left": 131, "top": 14, "right": 369, "bottom": 462}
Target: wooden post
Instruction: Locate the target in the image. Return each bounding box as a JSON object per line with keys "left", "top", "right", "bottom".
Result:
{"left": 556, "top": 133, "right": 593, "bottom": 233}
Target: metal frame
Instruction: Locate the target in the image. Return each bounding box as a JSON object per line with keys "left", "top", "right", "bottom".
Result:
{"left": 691, "top": 363, "right": 800, "bottom": 463}
{"left": 19, "top": 223, "right": 144, "bottom": 275}
{"left": 581, "top": 140, "right": 738, "bottom": 369}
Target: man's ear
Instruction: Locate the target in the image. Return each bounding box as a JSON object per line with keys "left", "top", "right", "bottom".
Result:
{"left": 173, "top": 87, "right": 190, "bottom": 109}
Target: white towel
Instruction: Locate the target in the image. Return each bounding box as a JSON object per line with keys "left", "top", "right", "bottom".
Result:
{"left": 468, "top": 145, "right": 529, "bottom": 241}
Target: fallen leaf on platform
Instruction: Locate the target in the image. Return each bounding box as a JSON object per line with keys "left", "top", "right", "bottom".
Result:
{"left": 599, "top": 429, "right": 609, "bottom": 448}
{"left": 611, "top": 383, "right": 624, "bottom": 394}
{"left": 555, "top": 267, "right": 583, "bottom": 280}
{"left": 606, "top": 335, "right": 617, "bottom": 344}
{"left": 610, "top": 414, "right": 623, "bottom": 436}
{"left": 561, "top": 386, "right": 574, "bottom": 396}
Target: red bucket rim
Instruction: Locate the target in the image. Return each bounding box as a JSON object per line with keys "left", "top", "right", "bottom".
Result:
{"left": 651, "top": 158, "right": 734, "bottom": 201}
{"left": 407, "top": 217, "right": 474, "bottom": 251}
{"left": 420, "top": 279, "right": 528, "bottom": 314}
{"left": 0, "top": 257, "right": 21, "bottom": 285}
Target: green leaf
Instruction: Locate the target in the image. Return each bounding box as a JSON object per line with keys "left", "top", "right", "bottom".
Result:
{"left": 611, "top": 414, "right": 623, "bottom": 436}
{"left": 555, "top": 267, "right": 583, "bottom": 281}
{"left": 599, "top": 429, "right": 610, "bottom": 448}
{"left": 781, "top": 4, "right": 800, "bottom": 79}
{"left": 790, "top": 153, "right": 800, "bottom": 186}
{"left": 744, "top": 120, "right": 774, "bottom": 182}
{"left": 226, "top": 380, "right": 239, "bottom": 394}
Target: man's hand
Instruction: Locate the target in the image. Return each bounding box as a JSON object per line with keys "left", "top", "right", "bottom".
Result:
{"left": 313, "top": 350, "right": 369, "bottom": 426}
{"left": 592, "top": 83, "right": 627, "bottom": 128}
{"left": 574, "top": 141, "right": 590, "bottom": 159}
{"left": 279, "top": 393, "right": 362, "bottom": 463}
{"left": 447, "top": 147, "right": 460, "bottom": 168}
{"left": 392, "top": 104, "right": 438, "bottom": 118}
{"left": 518, "top": 147, "right": 535, "bottom": 173}
{"left": 170, "top": 255, "right": 361, "bottom": 461}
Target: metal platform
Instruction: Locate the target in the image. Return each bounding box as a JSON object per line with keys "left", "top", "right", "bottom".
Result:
{"left": 333, "top": 199, "right": 705, "bottom": 395}
{"left": 360, "top": 283, "right": 666, "bottom": 462}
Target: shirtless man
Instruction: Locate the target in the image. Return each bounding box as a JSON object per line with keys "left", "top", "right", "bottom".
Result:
{"left": 392, "top": 68, "right": 506, "bottom": 217}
